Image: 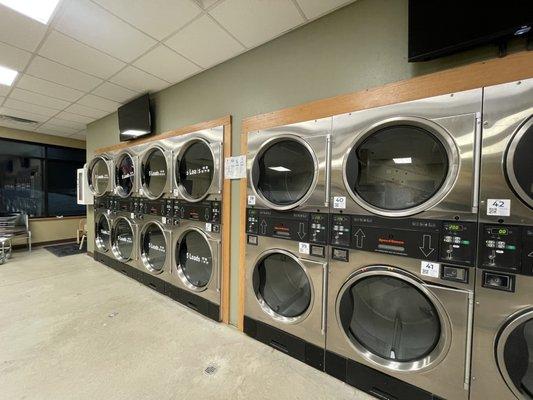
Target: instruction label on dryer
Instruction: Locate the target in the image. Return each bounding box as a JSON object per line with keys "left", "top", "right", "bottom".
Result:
{"left": 333, "top": 196, "right": 346, "bottom": 209}
{"left": 421, "top": 261, "right": 440, "bottom": 278}
{"left": 487, "top": 199, "right": 511, "bottom": 217}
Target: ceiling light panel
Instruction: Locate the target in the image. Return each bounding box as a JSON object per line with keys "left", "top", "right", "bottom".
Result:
{"left": 0, "top": 64, "right": 18, "bottom": 86}
{"left": 0, "top": 0, "right": 60, "bottom": 24}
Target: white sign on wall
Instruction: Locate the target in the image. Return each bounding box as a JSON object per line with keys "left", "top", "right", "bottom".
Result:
{"left": 224, "top": 155, "right": 247, "bottom": 180}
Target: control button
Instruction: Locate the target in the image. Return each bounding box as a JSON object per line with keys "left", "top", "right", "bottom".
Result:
{"left": 212, "top": 224, "right": 220, "bottom": 233}
{"left": 247, "top": 235, "right": 258, "bottom": 245}
{"left": 310, "top": 245, "right": 325, "bottom": 258}
{"left": 486, "top": 240, "right": 496, "bottom": 248}
{"left": 444, "top": 236, "right": 453, "bottom": 243}
{"left": 332, "top": 247, "right": 349, "bottom": 262}
{"left": 497, "top": 241, "right": 506, "bottom": 249}
{"left": 482, "top": 271, "right": 515, "bottom": 292}
{"left": 441, "top": 265, "right": 468, "bottom": 283}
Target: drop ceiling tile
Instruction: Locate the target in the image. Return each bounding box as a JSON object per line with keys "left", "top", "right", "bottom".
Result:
{"left": 3, "top": 98, "right": 58, "bottom": 117}
{"left": 16, "top": 75, "right": 84, "bottom": 102}
{"left": 35, "top": 128, "right": 76, "bottom": 138}
{"left": 0, "top": 86, "right": 9, "bottom": 96}
{"left": 92, "top": 82, "right": 139, "bottom": 103}
{"left": 55, "top": 0, "right": 157, "bottom": 62}
{"left": 295, "top": 0, "right": 354, "bottom": 19}
{"left": 47, "top": 117, "right": 86, "bottom": 130}
{"left": 166, "top": 15, "right": 244, "bottom": 68}
{"left": 26, "top": 56, "right": 103, "bottom": 92}
{"left": 55, "top": 111, "right": 94, "bottom": 124}
{"left": 134, "top": 45, "right": 200, "bottom": 84}
{"left": 0, "top": 5, "right": 47, "bottom": 51}
{"left": 0, "top": 96, "right": 4, "bottom": 103}
{"left": 0, "top": 42, "right": 32, "bottom": 71}
{"left": 0, "top": 107, "right": 49, "bottom": 123}
{"left": 38, "top": 123, "right": 79, "bottom": 135}
{"left": 77, "top": 94, "right": 120, "bottom": 112}
{"left": 93, "top": 0, "right": 202, "bottom": 40}
{"left": 64, "top": 104, "right": 108, "bottom": 119}
{"left": 9, "top": 88, "right": 71, "bottom": 110}
{"left": 70, "top": 131, "right": 87, "bottom": 140}
{"left": 110, "top": 66, "right": 169, "bottom": 92}
{"left": 210, "top": 0, "right": 304, "bottom": 48}
{"left": 196, "top": 0, "right": 220, "bottom": 10}
{"left": 38, "top": 30, "right": 126, "bottom": 79}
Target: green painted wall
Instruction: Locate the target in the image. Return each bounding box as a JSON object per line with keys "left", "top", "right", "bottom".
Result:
{"left": 87, "top": 0, "right": 521, "bottom": 325}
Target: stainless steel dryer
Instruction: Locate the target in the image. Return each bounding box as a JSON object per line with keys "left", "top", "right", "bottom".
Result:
{"left": 325, "top": 89, "right": 483, "bottom": 400}
{"left": 167, "top": 199, "right": 222, "bottom": 321}
{"left": 137, "top": 142, "right": 173, "bottom": 200}
{"left": 109, "top": 197, "right": 139, "bottom": 274}
{"left": 93, "top": 195, "right": 112, "bottom": 260}
{"left": 173, "top": 126, "right": 223, "bottom": 203}
{"left": 114, "top": 149, "right": 139, "bottom": 198}
{"left": 246, "top": 117, "right": 331, "bottom": 212}
{"left": 87, "top": 154, "right": 114, "bottom": 197}
{"left": 471, "top": 78, "right": 533, "bottom": 400}
{"left": 244, "top": 209, "right": 330, "bottom": 370}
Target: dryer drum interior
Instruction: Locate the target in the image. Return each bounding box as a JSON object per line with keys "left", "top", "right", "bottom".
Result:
{"left": 252, "top": 252, "right": 312, "bottom": 319}
{"left": 505, "top": 117, "right": 533, "bottom": 209}
{"left": 177, "top": 140, "right": 215, "bottom": 200}
{"left": 115, "top": 153, "right": 135, "bottom": 197}
{"left": 89, "top": 157, "right": 110, "bottom": 196}
{"left": 176, "top": 230, "right": 213, "bottom": 288}
{"left": 95, "top": 214, "right": 111, "bottom": 252}
{"left": 252, "top": 138, "right": 315, "bottom": 207}
{"left": 112, "top": 218, "right": 134, "bottom": 261}
{"left": 141, "top": 147, "right": 168, "bottom": 198}
{"left": 140, "top": 222, "right": 167, "bottom": 272}
{"left": 497, "top": 311, "right": 533, "bottom": 399}
{"left": 345, "top": 122, "right": 451, "bottom": 213}
{"left": 338, "top": 274, "right": 441, "bottom": 364}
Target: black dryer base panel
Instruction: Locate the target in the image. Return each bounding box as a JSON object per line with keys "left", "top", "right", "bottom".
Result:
{"left": 325, "top": 351, "right": 444, "bottom": 400}
{"left": 243, "top": 316, "right": 324, "bottom": 371}
{"left": 94, "top": 253, "right": 220, "bottom": 322}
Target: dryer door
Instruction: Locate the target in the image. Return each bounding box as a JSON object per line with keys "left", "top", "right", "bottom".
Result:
{"left": 251, "top": 137, "right": 318, "bottom": 210}
{"left": 88, "top": 156, "right": 111, "bottom": 196}
{"left": 140, "top": 221, "right": 169, "bottom": 274}
{"left": 496, "top": 309, "right": 533, "bottom": 400}
{"left": 336, "top": 267, "right": 452, "bottom": 371}
{"left": 111, "top": 217, "right": 135, "bottom": 261}
{"left": 95, "top": 213, "right": 111, "bottom": 252}
{"left": 506, "top": 117, "right": 533, "bottom": 209}
{"left": 141, "top": 147, "right": 170, "bottom": 199}
{"left": 344, "top": 117, "right": 458, "bottom": 217}
{"left": 115, "top": 153, "right": 136, "bottom": 197}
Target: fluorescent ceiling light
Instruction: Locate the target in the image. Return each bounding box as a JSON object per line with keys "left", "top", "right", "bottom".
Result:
{"left": 393, "top": 157, "right": 412, "bottom": 164}
{"left": 0, "top": 65, "right": 18, "bottom": 86}
{"left": 268, "top": 166, "right": 291, "bottom": 172}
{"left": 122, "top": 129, "right": 149, "bottom": 137}
{"left": 0, "top": 0, "right": 60, "bottom": 24}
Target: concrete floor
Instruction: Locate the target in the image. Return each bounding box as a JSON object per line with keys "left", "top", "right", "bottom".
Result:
{"left": 0, "top": 248, "right": 374, "bottom": 400}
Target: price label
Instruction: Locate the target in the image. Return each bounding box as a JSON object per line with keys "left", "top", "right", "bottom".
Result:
{"left": 333, "top": 196, "right": 346, "bottom": 209}
{"left": 205, "top": 223, "right": 212, "bottom": 232}
{"left": 248, "top": 195, "right": 256, "bottom": 205}
{"left": 173, "top": 188, "right": 179, "bottom": 197}
{"left": 299, "top": 242, "right": 310, "bottom": 255}
{"left": 130, "top": 212, "right": 134, "bottom": 219}
{"left": 421, "top": 261, "right": 440, "bottom": 278}
{"left": 487, "top": 199, "right": 511, "bottom": 217}
{"left": 162, "top": 217, "right": 167, "bottom": 224}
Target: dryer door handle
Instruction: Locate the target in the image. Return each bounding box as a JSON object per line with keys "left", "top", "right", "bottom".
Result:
{"left": 321, "top": 263, "right": 328, "bottom": 335}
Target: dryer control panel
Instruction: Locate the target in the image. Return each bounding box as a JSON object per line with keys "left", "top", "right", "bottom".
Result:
{"left": 479, "top": 224, "right": 533, "bottom": 275}
{"left": 94, "top": 195, "right": 111, "bottom": 210}
{"left": 246, "top": 208, "right": 329, "bottom": 245}
{"left": 110, "top": 197, "right": 133, "bottom": 213}
{"left": 329, "top": 214, "right": 477, "bottom": 266}
{"left": 172, "top": 200, "right": 222, "bottom": 232}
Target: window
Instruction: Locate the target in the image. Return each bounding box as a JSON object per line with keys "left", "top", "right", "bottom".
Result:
{"left": 0, "top": 138, "right": 86, "bottom": 218}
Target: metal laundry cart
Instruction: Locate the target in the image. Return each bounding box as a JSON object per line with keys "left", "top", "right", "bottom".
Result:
{"left": 0, "top": 213, "right": 32, "bottom": 264}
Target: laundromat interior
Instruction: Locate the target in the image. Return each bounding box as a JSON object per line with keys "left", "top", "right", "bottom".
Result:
{"left": 0, "top": 1, "right": 532, "bottom": 399}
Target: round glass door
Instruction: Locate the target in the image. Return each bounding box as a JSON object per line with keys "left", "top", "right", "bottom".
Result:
{"left": 338, "top": 273, "right": 441, "bottom": 365}
{"left": 252, "top": 252, "right": 312, "bottom": 320}
{"left": 112, "top": 218, "right": 134, "bottom": 261}
{"left": 115, "top": 154, "right": 135, "bottom": 197}
{"left": 177, "top": 141, "right": 214, "bottom": 201}
{"left": 89, "top": 157, "right": 110, "bottom": 196}
{"left": 345, "top": 121, "right": 451, "bottom": 216}
{"left": 506, "top": 118, "right": 533, "bottom": 209}
{"left": 176, "top": 230, "right": 213, "bottom": 289}
{"left": 95, "top": 214, "right": 110, "bottom": 252}
{"left": 141, "top": 148, "right": 168, "bottom": 198}
{"left": 252, "top": 138, "right": 315, "bottom": 209}
{"left": 497, "top": 311, "right": 533, "bottom": 399}
{"left": 141, "top": 222, "right": 166, "bottom": 273}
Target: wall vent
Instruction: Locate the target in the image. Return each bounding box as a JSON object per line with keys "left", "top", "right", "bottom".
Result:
{"left": 0, "top": 114, "right": 39, "bottom": 126}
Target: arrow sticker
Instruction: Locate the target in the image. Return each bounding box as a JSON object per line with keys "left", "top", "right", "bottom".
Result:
{"left": 260, "top": 219, "right": 267, "bottom": 235}
{"left": 298, "top": 222, "right": 307, "bottom": 239}
{"left": 419, "top": 234, "right": 435, "bottom": 258}
{"left": 354, "top": 228, "right": 366, "bottom": 249}
{"left": 528, "top": 251, "right": 533, "bottom": 258}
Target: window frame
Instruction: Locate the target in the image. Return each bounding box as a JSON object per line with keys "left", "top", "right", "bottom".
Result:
{"left": 0, "top": 137, "right": 86, "bottom": 219}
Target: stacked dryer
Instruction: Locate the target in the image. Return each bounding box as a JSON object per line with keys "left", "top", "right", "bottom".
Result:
{"left": 166, "top": 127, "right": 224, "bottom": 321}
{"left": 325, "top": 90, "right": 482, "bottom": 400}
{"left": 470, "top": 78, "right": 533, "bottom": 400}
{"left": 244, "top": 118, "right": 331, "bottom": 370}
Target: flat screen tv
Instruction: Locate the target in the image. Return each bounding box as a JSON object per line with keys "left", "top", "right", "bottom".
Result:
{"left": 409, "top": 1, "right": 533, "bottom": 62}
{"left": 118, "top": 94, "right": 152, "bottom": 142}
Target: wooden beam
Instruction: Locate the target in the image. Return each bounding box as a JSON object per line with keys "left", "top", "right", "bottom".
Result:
{"left": 94, "top": 115, "right": 232, "bottom": 154}
{"left": 237, "top": 130, "right": 248, "bottom": 331}
{"left": 220, "top": 118, "right": 232, "bottom": 324}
